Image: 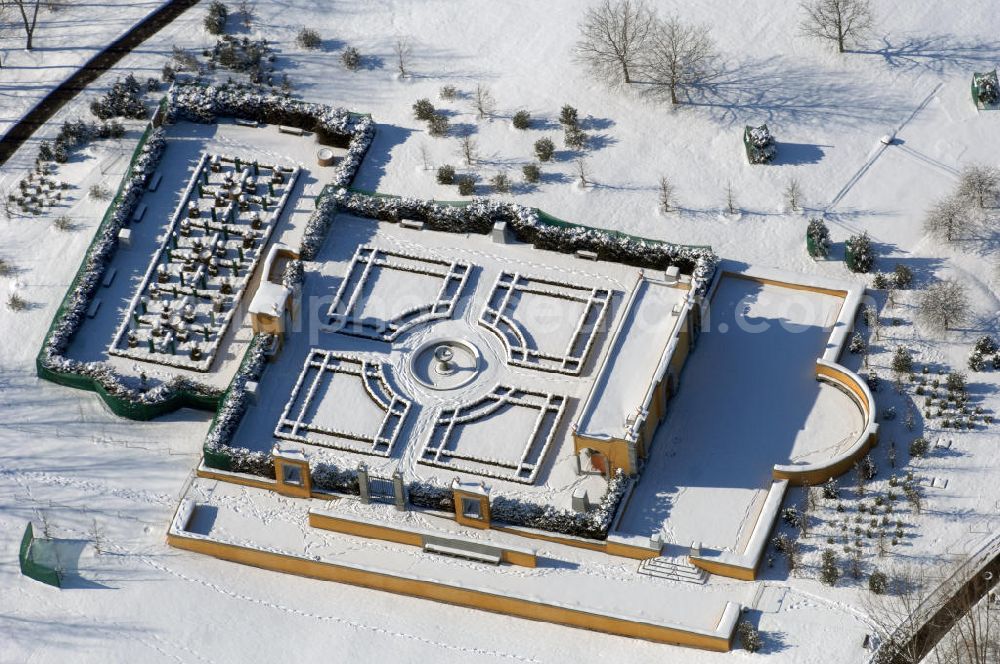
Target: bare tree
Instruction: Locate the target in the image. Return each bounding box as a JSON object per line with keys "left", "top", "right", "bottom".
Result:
{"left": 785, "top": 178, "right": 804, "bottom": 211}
{"left": 924, "top": 196, "right": 972, "bottom": 243}
{"left": 418, "top": 143, "right": 430, "bottom": 171}
{"left": 957, "top": 164, "right": 999, "bottom": 209}
{"left": 642, "top": 16, "right": 718, "bottom": 105}
{"left": 918, "top": 278, "right": 971, "bottom": 332}
{"left": 576, "top": 158, "right": 592, "bottom": 186}
{"left": 458, "top": 135, "right": 478, "bottom": 166}
{"left": 864, "top": 565, "right": 943, "bottom": 664}
{"left": 936, "top": 584, "right": 1000, "bottom": 664}
{"left": 658, "top": 175, "right": 675, "bottom": 212}
{"left": 575, "top": 0, "right": 654, "bottom": 86}
{"left": 238, "top": 0, "right": 255, "bottom": 30}
{"left": 4, "top": 0, "right": 42, "bottom": 50}
{"left": 393, "top": 37, "right": 412, "bottom": 77}
{"left": 725, "top": 180, "right": 738, "bottom": 214}
{"left": 800, "top": 0, "right": 874, "bottom": 53}
{"left": 472, "top": 83, "right": 495, "bottom": 119}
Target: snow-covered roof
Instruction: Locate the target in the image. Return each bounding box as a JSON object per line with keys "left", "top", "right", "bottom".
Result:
{"left": 249, "top": 280, "right": 289, "bottom": 317}
{"left": 576, "top": 277, "right": 688, "bottom": 441}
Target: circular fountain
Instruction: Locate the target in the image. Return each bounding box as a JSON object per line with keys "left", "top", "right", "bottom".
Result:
{"left": 409, "top": 338, "right": 481, "bottom": 391}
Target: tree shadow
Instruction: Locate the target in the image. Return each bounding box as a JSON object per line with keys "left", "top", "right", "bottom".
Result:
{"left": 685, "top": 56, "right": 909, "bottom": 128}
{"left": 856, "top": 34, "right": 1000, "bottom": 74}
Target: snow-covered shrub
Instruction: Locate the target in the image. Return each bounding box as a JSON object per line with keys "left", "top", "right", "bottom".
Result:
{"left": 522, "top": 163, "right": 540, "bottom": 184}
{"left": 891, "top": 346, "right": 913, "bottom": 376}
{"left": 892, "top": 263, "right": 913, "bottom": 289}
{"left": 781, "top": 507, "right": 801, "bottom": 527}
{"left": 559, "top": 104, "right": 578, "bottom": 127}
{"left": 311, "top": 461, "right": 360, "bottom": 494}
{"left": 744, "top": 124, "right": 776, "bottom": 164}
{"left": 909, "top": 436, "right": 929, "bottom": 458}
{"left": 328, "top": 190, "right": 719, "bottom": 287}
{"left": 822, "top": 477, "right": 838, "bottom": 500}
{"left": 281, "top": 259, "right": 304, "bottom": 291}
{"left": 968, "top": 350, "right": 986, "bottom": 372}
{"left": 407, "top": 480, "right": 454, "bottom": 511}
{"left": 869, "top": 569, "right": 888, "bottom": 594}
{"left": 90, "top": 75, "right": 146, "bottom": 120}
{"left": 534, "top": 137, "right": 555, "bottom": 162}
{"left": 848, "top": 332, "right": 865, "bottom": 354}
{"left": 973, "top": 70, "right": 999, "bottom": 106}
{"left": 341, "top": 46, "right": 361, "bottom": 71}
{"left": 213, "top": 36, "right": 271, "bottom": 74}
{"left": 436, "top": 165, "right": 455, "bottom": 185}
{"left": 457, "top": 176, "right": 476, "bottom": 196}
{"left": 490, "top": 172, "right": 511, "bottom": 193}
{"left": 974, "top": 335, "right": 998, "bottom": 356}
{"left": 296, "top": 27, "right": 322, "bottom": 50}
{"left": 806, "top": 218, "right": 830, "bottom": 259}
{"left": 564, "top": 125, "right": 588, "bottom": 150}
{"left": 737, "top": 620, "right": 762, "bottom": 653}
{"left": 7, "top": 292, "right": 27, "bottom": 311}
{"left": 946, "top": 371, "right": 966, "bottom": 393}
{"left": 427, "top": 112, "right": 449, "bottom": 137}
{"left": 439, "top": 85, "right": 457, "bottom": 100}
{"left": 845, "top": 231, "right": 875, "bottom": 273}
{"left": 819, "top": 548, "right": 839, "bottom": 585}
{"left": 413, "top": 98, "right": 435, "bottom": 121}
{"left": 512, "top": 110, "right": 531, "bottom": 129}
{"left": 204, "top": 1, "right": 228, "bottom": 35}
{"left": 872, "top": 272, "right": 890, "bottom": 289}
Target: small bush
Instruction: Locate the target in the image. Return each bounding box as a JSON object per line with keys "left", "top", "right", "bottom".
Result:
{"left": 848, "top": 332, "right": 865, "bottom": 354}
{"left": 946, "top": 371, "right": 966, "bottom": 393}
{"left": 161, "top": 63, "right": 176, "bottom": 83}
{"left": 869, "top": 569, "right": 889, "bottom": 594}
{"left": 823, "top": 478, "right": 838, "bottom": 500}
{"left": 781, "top": 507, "right": 801, "bottom": 527}
{"left": 534, "top": 137, "right": 555, "bottom": 162}
{"left": 872, "top": 272, "right": 890, "bottom": 289}
{"left": 436, "top": 165, "right": 455, "bottom": 185}
{"left": 427, "top": 113, "right": 450, "bottom": 137}
{"left": 820, "top": 548, "right": 840, "bottom": 586}
{"left": 7, "top": 292, "right": 27, "bottom": 311}
{"left": 893, "top": 263, "right": 913, "bottom": 289}
{"left": 512, "top": 110, "right": 531, "bottom": 129}
{"left": 341, "top": 46, "right": 361, "bottom": 71}
{"left": 89, "top": 184, "right": 111, "bottom": 200}
{"left": 522, "top": 163, "right": 540, "bottom": 184}
{"left": 974, "top": 335, "right": 998, "bottom": 356}
{"left": 54, "top": 215, "right": 73, "bottom": 231}
{"left": 413, "top": 98, "right": 436, "bottom": 121}
{"left": 296, "top": 27, "right": 322, "bottom": 49}
{"left": 564, "top": 125, "right": 588, "bottom": 150}
{"left": 806, "top": 218, "right": 831, "bottom": 259}
{"left": 439, "top": 85, "right": 457, "bottom": 100}
{"left": 491, "top": 172, "right": 511, "bottom": 193}
{"left": 456, "top": 176, "right": 475, "bottom": 196}
{"left": 0, "top": 258, "right": 13, "bottom": 277}
{"left": 846, "top": 231, "right": 876, "bottom": 273}
{"left": 204, "top": 1, "right": 228, "bottom": 35}
{"left": 90, "top": 74, "right": 146, "bottom": 120}
{"left": 559, "top": 104, "right": 578, "bottom": 127}
{"left": 909, "top": 437, "right": 929, "bottom": 458}
{"left": 737, "top": 620, "right": 762, "bottom": 653}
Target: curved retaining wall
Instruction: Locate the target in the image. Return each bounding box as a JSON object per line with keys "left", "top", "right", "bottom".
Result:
{"left": 771, "top": 359, "right": 879, "bottom": 486}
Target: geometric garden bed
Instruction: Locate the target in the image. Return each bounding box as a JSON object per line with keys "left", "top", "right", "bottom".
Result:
{"left": 109, "top": 152, "right": 298, "bottom": 371}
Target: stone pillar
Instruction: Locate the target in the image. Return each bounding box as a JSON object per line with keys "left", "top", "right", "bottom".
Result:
{"left": 392, "top": 470, "right": 406, "bottom": 511}
{"left": 357, "top": 463, "right": 370, "bottom": 504}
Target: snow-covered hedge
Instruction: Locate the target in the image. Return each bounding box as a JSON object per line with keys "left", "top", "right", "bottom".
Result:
{"left": 202, "top": 334, "right": 275, "bottom": 476}
{"left": 281, "top": 259, "right": 304, "bottom": 291}
{"left": 492, "top": 469, "right": 628, "bottom": 539}
{"left": 168, "top": 81, "right": 374, "bottom": 189}
{"left": 35, "top": 128, "right": 221, "bottom": 410}
{"left": 313, "top": 189, "right": 717, "bottom": 285}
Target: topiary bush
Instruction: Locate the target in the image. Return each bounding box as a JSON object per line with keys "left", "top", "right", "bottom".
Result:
{"left": 436, "top": 164, "right": 455, "bottom": 185}
{"left": 204, "top": 1, "right": 228, "bottom": 35}
{"left": 413, "top": 98, "right": 435, "bottom": 121}
{"left": 534, "top": 137, "right": 555, "bottom": 162}
{"left": 846, "top": 231, "right": 876, "bottom": 273}
{"left": 296, "top": 27, "right": 322, "bottom": 49}
{"left": 806, "top": 218, "right": 831, "bottom": 259}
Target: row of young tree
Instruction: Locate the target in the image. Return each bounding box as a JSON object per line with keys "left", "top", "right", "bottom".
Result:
{"left": 575, "top": 0, "right": 876, "bottom": 102}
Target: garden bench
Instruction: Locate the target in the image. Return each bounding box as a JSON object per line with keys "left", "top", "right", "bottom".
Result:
{"left": 400, "top": 218, "right": 425, "bottom": 231}
{"left": 86, "top": 298, "right": 102, "bottom": 318}
{"left": 132, "top": 203, "right": 147, "bottom": 224}
{"left": 235, "top": 118, "right": 259, "bottom": 127}
{"left": 278, "top": 125, "right": 305, "bottom": 136}
{"left": 147, "top": 173, "right": 162, "bottom": 192}
{"left": 424, "top": 542, "right": 501, "bottom": 565}
{"left": 102, "top": 267, "right": 117, "bottom": 288}
{"left": 575, "top": 249, "right": 598, "bottom": 261}
{"left": 117, "top": 228, "right": 132, "bottom": 247}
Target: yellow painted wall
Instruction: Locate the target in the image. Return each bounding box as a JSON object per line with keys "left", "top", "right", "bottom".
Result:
{"left": 573, "top": 434, "right": 636, "bottom": 476}
{"left": 688, "top": 556, "right": 757, "bottom": 581}
{"left": 167, "top": 532, "right": 731, "bottom": 650}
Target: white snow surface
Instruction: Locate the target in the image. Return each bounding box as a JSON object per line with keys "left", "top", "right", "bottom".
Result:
{"left": 3, "top": 0, "right": 1000, "bottom": 662}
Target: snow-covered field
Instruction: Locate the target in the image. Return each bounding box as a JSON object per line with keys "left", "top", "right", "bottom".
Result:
{"left": 3, "top": 0, "right": 1000, "bottom": 662}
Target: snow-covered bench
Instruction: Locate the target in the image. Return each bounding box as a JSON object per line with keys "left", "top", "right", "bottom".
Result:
{"left": 278, "top": 125, "right": 305, "bottom": 136}
{"left": 117, "top": 228, "right": 132, "bottom": 247}
{"left": 132, "top": 203, "right": 147, "bottom": 224}
{"left": 235, "top": 118, "right": 260, "bottom": 128}
{"left": 400, "top": 218, "right": 425, "bottom": 230}
{"left": 102, "top": 267, "right": 117, "bottom": 288}
{"left": 147, "top": 173, "right": 162, "bottom": 192}
{"left": 424, "top": 541, "right": 501, "bottom": 565}
{"left": 86, "top": 298, "right": 102, "bottom": 318}
{"left": 575, "top": 249, "right": 598, "bottom": 261}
